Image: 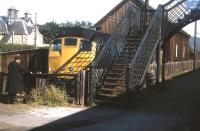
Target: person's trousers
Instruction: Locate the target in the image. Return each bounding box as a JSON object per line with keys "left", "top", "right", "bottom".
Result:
{"left": 8, "top": 93, "right": 17, "bottom": 104}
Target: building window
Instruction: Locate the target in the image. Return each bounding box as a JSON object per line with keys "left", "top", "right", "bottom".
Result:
{"left": 176, "top": 44, "right": 178, "bottom": 57}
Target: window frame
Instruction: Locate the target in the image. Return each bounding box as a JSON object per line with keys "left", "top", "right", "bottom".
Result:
{"left": 51, "top": 39, "right": 62, "bottom": 51}
{"left": 64, "top": 38, "right": 78, "bottom": 46}
{"left": 80, "top": 39, "right": 92, "bottom": 51}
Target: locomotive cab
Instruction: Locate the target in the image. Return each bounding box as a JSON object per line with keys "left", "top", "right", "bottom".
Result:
{"left": 48, "top": 36, "right": 96, "bottom": 75}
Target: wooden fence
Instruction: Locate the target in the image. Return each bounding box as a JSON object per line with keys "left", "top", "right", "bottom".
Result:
{"left": 149, "top": 60, "right": 200, "bottom": 80}
{"left": 0, "top": 49, "right": 49, "bottom": 95}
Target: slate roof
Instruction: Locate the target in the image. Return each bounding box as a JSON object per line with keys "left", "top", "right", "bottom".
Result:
{"left": 0, "top": 17, "right": 8, "bottom": 33}
{"left": 10, "top": 20, "right": 29, "bottom": 35}
{"left": 0, "top": 16, "right": 33, "bottom": 35}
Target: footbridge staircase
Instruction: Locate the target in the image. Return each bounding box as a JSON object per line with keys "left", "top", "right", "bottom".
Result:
{"left": 90, "top": 0, "right": 200, "bottom": 102}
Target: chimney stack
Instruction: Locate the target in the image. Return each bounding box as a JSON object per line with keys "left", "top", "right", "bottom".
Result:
{"left": 7, "top": 7, "right": 18, "bottom": 25}
{"left": 24, "top": 12, "right": 31, "bottom": 22}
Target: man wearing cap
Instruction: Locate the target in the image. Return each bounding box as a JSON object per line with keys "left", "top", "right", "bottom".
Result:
{"left": 7, "top": 54, "right": 30, "bottom": 104}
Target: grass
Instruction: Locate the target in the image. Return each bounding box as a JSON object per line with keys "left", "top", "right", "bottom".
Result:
{"left": 27, "top": 86, "right": 68, "bottom": 107}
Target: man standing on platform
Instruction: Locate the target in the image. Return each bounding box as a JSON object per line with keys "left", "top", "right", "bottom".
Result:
{"left": 7, "top": 54, "right": 30, "bottom": 104}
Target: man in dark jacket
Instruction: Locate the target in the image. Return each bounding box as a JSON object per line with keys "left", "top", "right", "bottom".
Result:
{"left": 7, "top": 54, "right": 30, "bottom": 104}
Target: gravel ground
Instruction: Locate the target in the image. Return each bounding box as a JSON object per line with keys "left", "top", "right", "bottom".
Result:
{"left": 0, "top": 104, "right": 86, "bottom": 131}
{"left": 1, "top": 70, "right": 200, "bottom": 131}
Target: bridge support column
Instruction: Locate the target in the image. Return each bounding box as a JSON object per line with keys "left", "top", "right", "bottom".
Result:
{"left": 162, "top": 43, "right": 167, "bottom": 84}
{"left": 89, "top": 66, "right": 94, "bottom": 106}
{"left": 156, "top": 42, "right": 161, "bottom": 86}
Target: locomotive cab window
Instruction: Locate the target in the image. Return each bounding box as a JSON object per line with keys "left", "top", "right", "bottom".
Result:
{"left": 80, "top": 40, "right": 92, "bottom": 51}
{"left": 64, "top": 38, "right": 77, "bottom": 46}
{"left": 51, "top": 39, "right": 61, "bottom": 51}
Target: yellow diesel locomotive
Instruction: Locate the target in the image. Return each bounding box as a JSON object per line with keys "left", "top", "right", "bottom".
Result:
{"left": 48, "top": 28, "right": 103, "bottom": 78}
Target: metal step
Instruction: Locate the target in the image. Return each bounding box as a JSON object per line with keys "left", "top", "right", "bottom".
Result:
{"left": 97, "top": 92, "right": 118, "bottom": 98}
{"left": 119, "top": 55, "right": 134, "bottom": 59}
{"left": 105, "top": 77, "right": 126, "bottom": 81}
{"left": 125, "top": 42, "right": 140, "bottom": 46}
{"left": 117, "top": 59, "right": 132, "bottom": 63}
{"left": 107, "top": 72, "right": 127, "bottom": 77}
{"left": 99, "top": 88, "right": 125, "bottom": 95}
{"left": 104, "top": 82, "right": 126, "bottom": 87}
{"left": 121, "top": 50, "right": 136, "bottom": 54}
{"left": 111, "top": 67, "right": 127, "bottom": 71}
{"left": 123, "top": 47, "right": 137, "bottom": 50}
{"left": 112, "top": 64, "right": 129, "bottom": 69}
{"left": 100, "top": 87, "right": 125, "bottom": 92}
{"left": 96, "top": 93, "right": 128, "bottom": 105}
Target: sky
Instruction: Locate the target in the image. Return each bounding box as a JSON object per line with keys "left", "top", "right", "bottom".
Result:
{"left": 0, "top": 0, "right": 199, "bottom": 36}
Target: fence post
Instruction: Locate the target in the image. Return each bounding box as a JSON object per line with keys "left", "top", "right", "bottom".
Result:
{"left": 2, "top": 74, "right": 7, "bottom": 95}
{"left": 127, "top": 64, "right": 131, "bottom": 91}
{"left": 76, "top": 70, "right": 86, "bottom": 107}
{"left": 76, "top": 72, "right": 81, "bottom": 105}
{"left": 162, "top": 44, "right": 167, "bottom": 83}
{"left": 156, "top": 42, "right": 161, "bottom": 85}
{"left": 89, "top": 65, "right": 94, "bottom": 106}
{"left": 76, "top": 72, "right": 80, "bottom": 105}
{"left": 81, "top": 70, "right": 85, "bottom": 107}
{"left": 35, "top": 72, "right": 42, "bottom": 89}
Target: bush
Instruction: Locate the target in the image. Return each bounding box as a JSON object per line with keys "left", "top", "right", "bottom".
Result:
{"left": 27, "top": 86, "right": 68, "bottom": 106}
{"left": 0, "top": 43, "right": 35, "bottom": 52}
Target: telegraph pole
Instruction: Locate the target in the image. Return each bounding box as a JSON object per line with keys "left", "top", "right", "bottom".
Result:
{"left": 144, "top": 0, "right": 149, "bottom": 33}
{"left": 194, "top": 21, "right": 197, "bottom": 70}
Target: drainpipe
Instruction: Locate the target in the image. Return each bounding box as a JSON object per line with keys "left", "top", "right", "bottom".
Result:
{"left": 194, "top": 21, "right": 197, "bottom": 70}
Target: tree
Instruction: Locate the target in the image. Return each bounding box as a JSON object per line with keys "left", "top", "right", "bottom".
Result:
{"left": 39, "top": 21, "right": 93, "bottom": 44}
{"left": 60, "top": 21, "right": 92, "bottom": 29}
{"left": 38, "top": 21, "right": 60, "bottom": 44}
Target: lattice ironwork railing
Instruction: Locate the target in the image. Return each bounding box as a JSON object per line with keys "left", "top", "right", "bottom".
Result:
{"left": 163, "top": 0, "right": 200, "bottom": 40}
{"left": 128, "top": 5, "right": 163, "bottom": 91}
{"left": 128, "top": 0, "right": 200, "bottom": 92}
{"left": 91, "top": 5, "right": 142, "bottom": 85}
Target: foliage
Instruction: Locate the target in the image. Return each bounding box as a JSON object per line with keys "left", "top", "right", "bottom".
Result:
{"left": 38, "top": 21, "right": 60, "bottom": 44}
{"left": 27, "top": 86, "right": 67, "bottom": 106}
{"left": 60, "top": 21, "right": 93, "bottom": 29}
{"left": 0, "top": 43, "right": 35, "bottom": 52}
{"left": 38, "top": 21, "right": 93, "bottom": 44}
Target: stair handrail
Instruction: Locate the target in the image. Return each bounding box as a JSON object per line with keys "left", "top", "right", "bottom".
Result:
{"left": 114, "top": 5, "right": 142, "bottom": 56}
{"left": 92, "top": 4, "right": 142, "bottom": 82}
{"left": 129, "top": 5, "right": 163, "bottom": 89}
{"left": 129, "top": 0, "right": 200, "bottom": 90}
{"left": 164, "top": 0, "right": 186, "bottom": 10}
